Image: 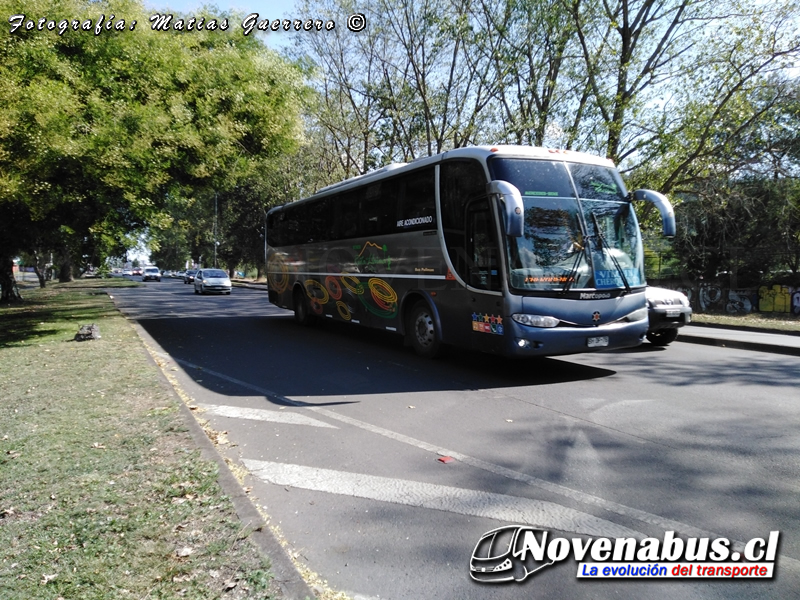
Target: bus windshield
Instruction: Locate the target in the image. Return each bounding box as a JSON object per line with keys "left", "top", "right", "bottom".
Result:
{"left": 488, "top": 157, "right": 644, "bottom": 292}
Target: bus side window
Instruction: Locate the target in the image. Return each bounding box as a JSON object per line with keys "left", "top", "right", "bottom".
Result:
{"left": 400, "top": 167, "right": 435, "bottom": 229}
{"left": 440, "top": 160, "right": 488, "bottom": 282}
{"left": 361, "top": 182, "right": 396, "bottom": 237}
{"left": 286, "top": 204, "right": 304, "bottom": 246}
{"left": 266, "top": 210, "right": 283, "bottom": 247}
{"left": 309, "top": 197, "right": 332, "bottom": 242}
{"left": 466, "top": 199, "right": 500, "bottom": 291}
{"left": 338, "top": 191, "right": 359, "bottom": 240}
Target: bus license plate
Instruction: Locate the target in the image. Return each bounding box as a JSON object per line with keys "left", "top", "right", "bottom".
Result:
{"left": 587, "top": 336, "right": 609, "bottom": 348}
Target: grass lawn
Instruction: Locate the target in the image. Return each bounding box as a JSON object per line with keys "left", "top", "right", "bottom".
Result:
{"left": 0, "top": 279, "right": 279, "bottom": 599}
{"left": 692, "top": 312, "right": 800, "bottom": 333}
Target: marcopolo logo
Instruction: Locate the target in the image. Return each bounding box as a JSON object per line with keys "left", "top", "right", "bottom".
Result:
{"left": 470, "top": 526, "right": 780, "bottom": 583}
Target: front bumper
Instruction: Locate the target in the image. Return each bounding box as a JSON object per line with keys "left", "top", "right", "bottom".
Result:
{"left": 502, "top": 319, "right": 648, "bottom": 357}
{"left": 648, "top": 306, "right": 692, "bottom": 332}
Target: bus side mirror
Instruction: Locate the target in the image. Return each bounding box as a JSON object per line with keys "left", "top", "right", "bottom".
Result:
{"left": 488, "top": 180, "right": 524, "bottom": 238}
{"left": 633, "top": 189, "right": 675, "bottom": 238}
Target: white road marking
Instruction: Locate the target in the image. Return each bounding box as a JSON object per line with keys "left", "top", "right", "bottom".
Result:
{"left": 165, "top": 355, "right": 800, "bottom": 571}
{"left": 199, "top": 403, "right": 337, "bottom": 428}
{"left": 243, "top": 459, "right": 644, "bottom": 539}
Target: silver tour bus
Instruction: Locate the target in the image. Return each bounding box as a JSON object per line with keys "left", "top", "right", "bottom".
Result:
{"left": 266, "top": 146, "right": 675, "bottom": 358}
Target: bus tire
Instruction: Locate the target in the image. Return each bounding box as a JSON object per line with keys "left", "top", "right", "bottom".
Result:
{"left": 646, "top": 328, "right": 679, "bottom": 346}
{"left": 408, "top": 301, "right": 442, "bottom": 359}
{"left": 293, "top": 287, "right": 315, "bottom": 326}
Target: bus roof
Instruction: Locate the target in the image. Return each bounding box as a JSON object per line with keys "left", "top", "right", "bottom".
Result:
{"left": 272, "top": 145, "right": 617, "bottom": 211}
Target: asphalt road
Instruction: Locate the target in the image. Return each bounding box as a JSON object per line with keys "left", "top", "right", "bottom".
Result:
{"left": 111, "top": 277, "right": 800, "bottom": 599}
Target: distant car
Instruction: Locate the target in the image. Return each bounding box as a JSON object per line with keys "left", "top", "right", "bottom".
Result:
{"left": 142, "top": 266, "right": 161, "bottom": 282}
{"left": 194, "top": 268, "right": 232, "bottom": 295}
{"left": 122, "top": 269, "right": 132, "bottom": 276}
{"left": 175, "top": 270, "right": 185, "bottom": 278}
{"left": 183, "top": 269, "right": 197, "bottom": 284}
{"left": 132, "top": 267, "right": 143, "bottom": 276}
{"left": 646, "top": 286, "right": 692, "bottom": 346}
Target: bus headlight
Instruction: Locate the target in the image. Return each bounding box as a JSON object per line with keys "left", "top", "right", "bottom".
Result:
{"left": 625, "top": 307, "right": 648, "bottom": 322}
{"left": 511, "top": 314, "right": 560, "bottom": 328}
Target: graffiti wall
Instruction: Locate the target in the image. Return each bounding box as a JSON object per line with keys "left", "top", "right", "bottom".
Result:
{"left": 671, "top": 284, "right": 800, "bottom": 315}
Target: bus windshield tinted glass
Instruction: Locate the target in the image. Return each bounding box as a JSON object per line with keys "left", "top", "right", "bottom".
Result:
{"left": 567, "top": 162, "right": 628, "bottom": 201}
{"left": 507, "top": 196, "right": 592, "bottom": 290}
{"left": 582, "top": 200, "right": 644, "bottom": 289}
{"left": 489, "top": 158, "right": 642, "bottom": 292}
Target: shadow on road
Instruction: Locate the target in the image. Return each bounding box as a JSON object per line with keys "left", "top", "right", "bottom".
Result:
{"left": 135, "top": 310, "right": 617, "bottom": 403}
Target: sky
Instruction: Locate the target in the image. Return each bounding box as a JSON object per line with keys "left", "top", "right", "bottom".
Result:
{"left": 143, "top": 0, "right": 300, "bottom": 48}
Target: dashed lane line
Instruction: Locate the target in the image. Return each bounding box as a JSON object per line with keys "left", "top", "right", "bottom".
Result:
{"left": 163, "top": 354, "right": 800, "bottom": 571}
{"left": 199, "top": 403, "right": 337, "bottom": 428}
{"left": 242, "top": 459, "right": 645, "bottom": 540}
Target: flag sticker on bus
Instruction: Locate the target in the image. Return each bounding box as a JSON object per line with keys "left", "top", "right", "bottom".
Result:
{"left": 472, "top": 313, "right": 504, "bottom": 335}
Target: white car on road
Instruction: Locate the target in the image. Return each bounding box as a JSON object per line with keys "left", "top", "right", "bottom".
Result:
{"left": 142, "top": 266, "right": 161, "bottom": 282}
{"left": 193, "top": 269, "right": 232, "bottom": 295}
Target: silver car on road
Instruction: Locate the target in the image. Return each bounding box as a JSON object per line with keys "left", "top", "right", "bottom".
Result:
{"left": 193, "top": 269, "right": 232, "bottom": 295}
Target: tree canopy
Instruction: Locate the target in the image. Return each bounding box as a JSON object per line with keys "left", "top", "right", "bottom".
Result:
{"left": 0, "top": 0, "right": 307, "bottom": 299}
{"left": 288, "top": 0, "right": 799, "bottom": 289}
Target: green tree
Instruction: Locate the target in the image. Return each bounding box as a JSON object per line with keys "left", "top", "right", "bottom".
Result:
{"left": 667, "top": 78, "right": 800, "bottom": 285}
{"left": 0, "top": 0, "right": 307, "bottom": 301}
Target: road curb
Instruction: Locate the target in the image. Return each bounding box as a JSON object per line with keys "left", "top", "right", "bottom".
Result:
{"left": 127, "top": 319, "right": 316, "bottom": 600}
{"left": 689, "top": 320, "right": 800, "bottom": 337}
{"left": 678, "top": 333, "right": 800, "bottom": 357}
{"left": 232, "top": 280, "right": 269, "bottom": 291}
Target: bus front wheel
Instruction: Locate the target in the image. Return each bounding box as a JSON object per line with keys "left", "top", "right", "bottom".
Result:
{"left": 293, "top": 288, "right": 315, "bottom": 326}
{"left": 409, "top": 302, "right": 442, "bottom": 359}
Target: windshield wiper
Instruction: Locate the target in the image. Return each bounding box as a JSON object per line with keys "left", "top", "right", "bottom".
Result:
{"left": 559, "top": 240, "right": 586, "bottom": 294}
{"left": 591, "top": 213, "right": 631, "bottom": 294}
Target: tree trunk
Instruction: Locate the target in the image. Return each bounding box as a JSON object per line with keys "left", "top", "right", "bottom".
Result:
{"left": 58, "top": 262, "right": 73, "bottom": 283}
{"left": 33, "top": 266, "right": 47, "bottom": 288}
{"left": 57, "top": 246, "right": 74, "bottom": 283}
{"left": 32, "top": 249, "right": 48, "bottom": 288}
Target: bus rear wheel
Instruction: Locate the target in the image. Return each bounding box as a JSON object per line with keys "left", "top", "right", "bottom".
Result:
{"left": 409, "top": 302, "right": 442, "bottom": 359}
{"left": 293, "top": 287, "right": 315, "bottom": 326}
